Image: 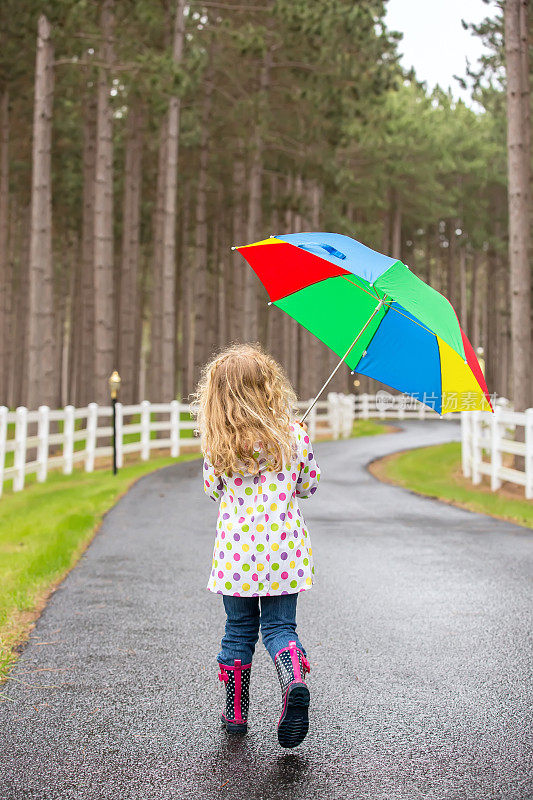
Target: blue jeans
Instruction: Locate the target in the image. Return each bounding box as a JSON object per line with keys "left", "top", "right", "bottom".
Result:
{"left": 218, "top": 594, "right": 306, "bottom": 666}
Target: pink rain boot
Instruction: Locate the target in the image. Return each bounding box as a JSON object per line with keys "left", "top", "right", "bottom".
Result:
{"left": 218, "top": 659, "right": 252, "bottom": 734}
{"left": 274, "top": 640, "right": 311, "bottom": 748}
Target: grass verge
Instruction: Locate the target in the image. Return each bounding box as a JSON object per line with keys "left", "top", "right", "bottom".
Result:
{"left": 0, "top": 453, "right": 200, "bottom": 683}
{"left": 369, "top": 441, "right": 532, "bottom": 530}
{"left": 352, "top": 419, "right": 398, "bottom": 437}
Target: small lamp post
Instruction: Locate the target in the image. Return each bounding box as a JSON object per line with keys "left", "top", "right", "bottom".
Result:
{"left": 108, "top": 370, "right": 122, "bottom": 475}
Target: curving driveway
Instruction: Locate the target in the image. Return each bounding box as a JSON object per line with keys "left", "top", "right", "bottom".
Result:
{"left": 1, "top": 421, "right": 531, "bottom": 800}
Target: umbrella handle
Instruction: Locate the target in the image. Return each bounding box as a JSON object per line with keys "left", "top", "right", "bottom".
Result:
{"left": 299, "top": 296, "right": 386, "bottom": 425}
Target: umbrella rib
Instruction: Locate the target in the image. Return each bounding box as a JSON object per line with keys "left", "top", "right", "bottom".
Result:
{"left": 339, "top": 276, "right": 436, "bottom": 338}
{"left": 300, "top": 296, "right": 387, "bottom": 424}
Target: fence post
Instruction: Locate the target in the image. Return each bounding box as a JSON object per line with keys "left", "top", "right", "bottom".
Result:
{"left": 490, "top": 406, "right": 502, "bottom": 491}
{"left": 116, "top": 402, "right": 124, "bottom": 468}
{"left": 338, "top": 394, "right": 345, "bottom": 437}
{"left": 361, "top": 393, "right": 370, "bottom": 420}
{"left": 398, "top": 396, "right": 405, "bottom": 420}
{"left": 141, "top": 400, "right": 151, "bottom": 460}
{"left": 63, "top": 405, "right": 75, "bottom": 475}
{"left": 327, "top": 392, "right": 340, "bottom": 439}
{"left": 307, "top": 400, "right": 317, "bottom": 441}
{"left": 346, "top": 394, "right": 356, "bottom": 436}
{"left": 170, "top": 399, "right": 180, "bottom": 457}
{"left": 37, "top": 405, "right": 50, "bottom": 482}
{"left": 13, "top": 406, "right": 28, "bottom": 492}
{"left": 471, "top": 410, "right": 482, "bottom": 485}
{"left": 379, "top": 396, "right": 386, "bottom": 420}
{"left": 339, "top": 395, "right": 346, "bottom": 437}
{"left": 85, "top": 402, "right": 98, "bottom": 472}
{"left": 525, "top": 408, "right": 533, "bottom": 501}
{"left": 461, "top": 410, "right": 471, "bottom": 478}
{"left": 0, "top": 406, "right": 7, "bottom": 498}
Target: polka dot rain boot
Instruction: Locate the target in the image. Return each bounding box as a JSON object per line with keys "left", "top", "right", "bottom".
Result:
{"left": 218, "top": 660, "right": 251, "bottom": 734}
{"left": 274, "top": 640, "right": 311, "bottom": 748}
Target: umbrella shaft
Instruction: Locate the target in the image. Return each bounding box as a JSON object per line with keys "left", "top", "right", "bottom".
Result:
{"left": 300, "top": 296, "right": 385, "bottom": 424}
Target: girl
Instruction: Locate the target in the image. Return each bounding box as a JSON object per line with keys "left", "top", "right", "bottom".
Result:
{"left": 194, "top": 343, "right": 320, "bottom": 748}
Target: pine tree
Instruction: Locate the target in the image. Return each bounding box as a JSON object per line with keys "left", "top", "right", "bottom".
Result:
{"left": 505, "top": 0, "right": 531, "bottom": 411}
{"left": 28, "top": 14, "right": 55, "bottom": 409}
{"left": 93, "top": 0, "right": 115, "bottom": 405}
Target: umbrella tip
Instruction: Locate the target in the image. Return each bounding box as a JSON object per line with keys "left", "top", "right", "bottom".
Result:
{"left": 268, "top": 301, "right": 272, "bottom": 306}
{"left": 230, "top": 246, "right": 236, "bottom": 250}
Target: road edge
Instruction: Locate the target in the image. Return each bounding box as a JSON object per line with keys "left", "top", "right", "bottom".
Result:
{"left": 366, "top": 442, "right": 532, "bottom": 531}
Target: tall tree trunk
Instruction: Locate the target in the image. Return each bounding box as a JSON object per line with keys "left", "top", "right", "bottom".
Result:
{"left": 244, "top": 50, "right": 271, "bottom": 342}
{"left": 12, "top": 207, "right": 31, "bottom": 406}
{"left": 230, "top": 147, "right": 246, "bottom": 342}
{"left": 93, "top": 0, "right": 115, "bottom": 405}
{"left": 27, "top": 15, "right": 55, "bottom": 410}
{"left": 68, "top": 234, "right": 81, "bottom": 404}
{"left": 486, "top": 237, "right": 501, "bottom": 395}
{"left": 118, "top": 103, "right": 143, "bottom": 404}
{"left": 149, "top": 126, "right": 167, "bottom": 399}
{"left": 55, "top": 259, "right": 69, "bottom": 407}
{"left": 469, "top": 251, "right": 481, "bottom": 348}
{"left": 282, "top": 184, "right": 295, "bottom": 383}
{"left": 505, "top": 0, "right": 531, "bottom": 411}
{"left": 243, "top": 141, "right": 261, "bottom": 343}
{"left": 282, "top": 178, "right": 312, "bottom": 392}
{"left": 447, "top": 220, "right": 458, "bottom": 310}
{"left": 159, "top": 0, "right": 186, "bottom": 401}
{"left": 215, "top": 200, "right": 228, "bottom": 349}
{"left": 391, "top": 193, "right": 402, "bottom": 260}
{"left": 459, "top": 246, "right": 467, "bottom": 329}
{"left": 178, "top": 182, "right": 192, "bottom": 398}
{"left": 266, "top": 173, "right": 282, "bottom": 361}
{"left": 192, "top": 63, "right": 213, "bottom": 387}
{"left": 79, "top": 87, "right": 96, "bottom": 404}
{"left": 0, "top": 89, "right": 9, "bottom": 403}
{"left": 309, "top": 180, "right": 323, "bottom": 392}
{"left": 381, "top": 194, "right": 391, "bottom": 255}
{"left": 426, "top": 226, "right": 434, "bottom": 288}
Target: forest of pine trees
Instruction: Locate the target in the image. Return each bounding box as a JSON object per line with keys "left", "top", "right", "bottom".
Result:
{"left": 0, "top": 0, "right": 531, "bottom": 410}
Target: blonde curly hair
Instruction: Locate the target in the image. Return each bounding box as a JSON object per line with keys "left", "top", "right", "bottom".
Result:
{"left": 192, "top": 343, "right": 298, "bottom": 477}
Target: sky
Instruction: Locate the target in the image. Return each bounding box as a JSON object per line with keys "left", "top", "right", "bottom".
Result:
{"left": 384, "top": 0, "right": 495, "bottom": 104}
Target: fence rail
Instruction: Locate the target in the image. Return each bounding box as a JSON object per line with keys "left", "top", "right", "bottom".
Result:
{"left": 0, "top": 392, "right": 447, "bottom": 498}
{"left": 461, "top": 403, "right": 533, "bottom": 500}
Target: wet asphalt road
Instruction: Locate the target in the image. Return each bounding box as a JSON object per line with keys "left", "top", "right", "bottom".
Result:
{"left": 1, "top": 421, "right": 532, "bottom": 800}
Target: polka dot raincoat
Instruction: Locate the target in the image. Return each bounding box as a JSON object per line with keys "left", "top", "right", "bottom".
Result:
{"left": 203, "top": 423, "right": 321, "bottom": 597}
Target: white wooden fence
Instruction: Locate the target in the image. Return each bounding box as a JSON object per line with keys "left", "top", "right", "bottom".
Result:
{"left": 461, "top": 402, "right": 533, "bottom": 500}
{"left": 0, "top": 392, "right": 445, "bottom": 498}
{"left": 0, "top": 400, "right": 193, "bottom": 498}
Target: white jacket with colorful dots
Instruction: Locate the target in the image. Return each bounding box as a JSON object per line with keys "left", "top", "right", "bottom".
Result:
{"left": 203, "top": 423, "right": 321, "bottom": 597}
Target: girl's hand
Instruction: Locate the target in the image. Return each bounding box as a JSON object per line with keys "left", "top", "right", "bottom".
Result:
{"left": 297, "top": 421, "right": 308, "bottom": 433}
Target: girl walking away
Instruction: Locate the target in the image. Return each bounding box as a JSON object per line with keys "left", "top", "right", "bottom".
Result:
{"left": 193, "top": 343, "right": 320, "bottom": 748}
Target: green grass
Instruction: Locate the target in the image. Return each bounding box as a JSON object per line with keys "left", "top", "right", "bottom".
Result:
{"left": 351, "top": 418, "right": 392, "bottom": 437}
{"left": 373, "top": 442, "right": 532, "bottom": 529}
{"left": 0, "top": 452, "right": 201, "bottom": 682}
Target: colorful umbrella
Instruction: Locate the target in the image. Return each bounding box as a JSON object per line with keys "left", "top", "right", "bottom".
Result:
{"left": 235, "top": 232, "right": 492, "bottom": 418}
